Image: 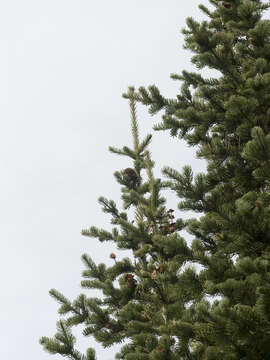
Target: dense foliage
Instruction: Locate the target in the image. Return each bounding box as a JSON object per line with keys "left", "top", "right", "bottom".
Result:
{"left": 41, "top": 1, "right": 270, "bottom": 359}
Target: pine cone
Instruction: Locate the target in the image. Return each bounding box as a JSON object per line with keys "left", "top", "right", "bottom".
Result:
{"left": 123, "top": 168, "right": 139, "bottom": 188}
{"left": 125, "top": 273, "right": 136, "bottom": 288}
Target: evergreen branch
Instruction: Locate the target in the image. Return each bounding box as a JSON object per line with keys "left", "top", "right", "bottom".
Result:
{"left": 138, "top": 134, "right": 152, "bottom": 154}
{"left": 98, "top": 197, "right": 120, "bottom": 219}
{"left": 108, "top": 146, "right": 136, "bottom": 159}
{"left": 40, "top": 320, "right": 79, "bottom": 358}
{"left": 48, "top": 289, "right": 83, "bottom": 317}
{"left": 81, "top": 279, "right": 108, "bottom": 290}
{"left": 126, "top": 189, "right": 149, "bottom": 206}
{"left": 86, "top": 348, "right": 97, "bottom": 360}
{"left": 144, "top": 151, "right": 159, "bottom": 213}
{"left": 118, "top": 217, "right": 148, "bottom": 239}
{"left": 135, "top": 204, "right": 144, "bottom": 225}
{"left": 198, "top": 4, "right": 212, "bottom": 17}
{"left": 81, "top": 226, "right": 113, "bottom": 242}
{"left": 81, "top": 254, "right": 106, "bottom": 281}
{"left": 106, "top": 257, "right": 134, "bottom": 281}
{"left": 49, "top": 289, "right": 72, "bottom": 307}
{"left": 126, "top": 87, "right": 140, "bottom": 153}
{"left": 122, "top": 146, "right": 137, "bottom": 159}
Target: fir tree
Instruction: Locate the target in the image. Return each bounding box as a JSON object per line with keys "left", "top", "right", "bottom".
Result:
{"left": 40, "top": 88, "right": 201, "bottom": 359}
{"left": 125, "top": 0, "right": 270, "bottom": 358}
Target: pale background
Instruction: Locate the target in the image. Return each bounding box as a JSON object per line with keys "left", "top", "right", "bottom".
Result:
{"left": 0, "top": 1, "right": 212, "bottom": 359}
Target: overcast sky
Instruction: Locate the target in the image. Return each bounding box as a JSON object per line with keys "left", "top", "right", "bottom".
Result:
{"left": 0, "top": 1, "right": 210, "bottom": 359}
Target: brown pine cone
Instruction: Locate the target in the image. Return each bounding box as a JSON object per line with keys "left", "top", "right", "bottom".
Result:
{"left": 125, "top": 273, "right": 136, "bottom": 288}
{"left": 124, "top": 168, "right": 138, "bottom": 181}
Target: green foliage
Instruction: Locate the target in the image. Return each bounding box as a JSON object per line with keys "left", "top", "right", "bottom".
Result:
{"left": 41, "top": 88, "right": 197, "bottom": 359}
{"left": 127, "top": 0, "right": 270, "bottom": 358}
{"left": 40, "top": 320, "right": 96, "bottom": 360}
{"left": 41, "top": 1, "right": 270, "bottom": 359}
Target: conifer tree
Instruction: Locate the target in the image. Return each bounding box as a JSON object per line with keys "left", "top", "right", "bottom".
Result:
{"left": 40, "top": 88, "right": 201, "bottom": 359}
{"left": 125, "top": 0, "right": 270, "bottom": 358}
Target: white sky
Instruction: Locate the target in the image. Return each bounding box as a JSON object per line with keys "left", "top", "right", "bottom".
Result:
{"left": 0, "top": 1, "right": 210, "bottom": 359}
